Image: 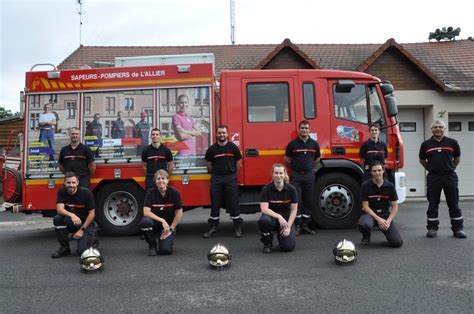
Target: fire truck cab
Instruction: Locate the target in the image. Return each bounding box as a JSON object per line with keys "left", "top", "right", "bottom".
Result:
{"left": 0, "top": 54, "right": 405, "bottom": 235}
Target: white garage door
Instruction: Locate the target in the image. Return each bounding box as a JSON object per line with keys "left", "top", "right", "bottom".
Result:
{"left": 398, "top": 108, "right": 425, "bottom": 197}
{"left": 448, "top": 115, "right": 474, "bottom": 196}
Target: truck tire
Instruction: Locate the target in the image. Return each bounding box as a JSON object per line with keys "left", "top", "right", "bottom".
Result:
{"left": 95, "top": 182, "right": 144, "bottom": 236}
{"left": 2, "top": 168, "right": 22, "bottom": 203}
{"left": 312, "top": 173, "right": 361, "bottom": 229}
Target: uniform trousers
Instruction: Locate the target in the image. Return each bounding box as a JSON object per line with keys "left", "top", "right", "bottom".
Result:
{"left": 358, "top": 213, "right": 403, "bottom": 247}
{"left": 53, "top": 215, "right": 97, "bottom": 254}
{"left": 209, "top": 174, "right": 242, "bottom": 226}
{"left": 426, "top": 172, "right": 463, "bottom": 231}
{"left": 139, "top": 217, "right": 175, "bottom": 255}
{"left": 258, "top": 214, "right": 296, "bottom": 251}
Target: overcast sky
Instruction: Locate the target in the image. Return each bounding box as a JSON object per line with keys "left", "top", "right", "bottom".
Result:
{"left": 0, "top": 0, "right": 472, "bottom": 113}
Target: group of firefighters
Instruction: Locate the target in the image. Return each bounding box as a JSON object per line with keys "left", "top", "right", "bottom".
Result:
{"left": 50, "top": 118, "right": 466, "bottom": 259}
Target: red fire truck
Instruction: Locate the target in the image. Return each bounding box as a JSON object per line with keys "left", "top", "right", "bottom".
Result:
{"left": 1, "top": 56, "right": 405, "bottom": 235}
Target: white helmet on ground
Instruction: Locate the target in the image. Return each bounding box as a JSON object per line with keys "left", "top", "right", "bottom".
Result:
{"left": 80, "top": 247, "right": 104, "bottom": 272}
{"left": 208, "top": 243, "right": 231, "bottom": 270}
{"left": 333, "top": 239, "right": 357, "bottom": 265}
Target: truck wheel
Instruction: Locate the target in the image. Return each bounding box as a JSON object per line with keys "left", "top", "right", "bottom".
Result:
{"left": 3, "top": 168, "right": 22, "bottom": 203}
{"left": 312, "top": 173, "right": 361, "bottom": 229}
{"left": 95, "top": 182, "right": 144, "bottom": 236}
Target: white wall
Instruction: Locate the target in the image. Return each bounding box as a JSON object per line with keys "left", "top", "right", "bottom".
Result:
{"left": 395, "top": 90, "right": 474, "bottom": 197}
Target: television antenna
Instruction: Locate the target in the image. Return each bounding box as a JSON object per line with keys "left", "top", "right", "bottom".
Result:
{"left": 78, "top": 0, "right": 84, "bottom": 46}
{"left": 230, "top": 0, "right": 235, "bottom": 45}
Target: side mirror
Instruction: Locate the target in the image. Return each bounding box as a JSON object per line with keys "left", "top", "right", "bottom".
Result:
{"left": 385, "top": 95, "right": 398, "bottom": 117}
{"left": 335, "top": 80, "right": 355, "bottom": 93}
{"left": 380, "top": 82, "right": 394, "bottom": 96}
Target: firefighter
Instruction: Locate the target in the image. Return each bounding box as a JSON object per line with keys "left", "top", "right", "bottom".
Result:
{"left": 419, "top": 120, "right": 466, "bottom": 239}
{"left": 111, "top": 111, "right": 125, "bottom": 139}
{"left": 285, "top": 120, "right": 320, "bottom": 236}
{"left": 58, "top": 127, "right": 96, "bottom": 188}
{"left": 85, "top": 113, "right": 103, "bottom": 139}
{"left": 359, "top": 123, "right": 388, "bottom": 182}
{"left": 38, "top": 102, "right": 56, "bottom": 164}
{"left": 51, "top": 172, "right": 98, "bottom": 258}
{"left": 141, "top": 128, "right": 173, "bottom": 191}
{"left": 139, "top": 169, "right": 183, "bottom": 256}
{"left": 258, "top": 164, "right": 298, "bottom": 253}
{"left": 203, "top": 125, "right": 243, "bottom": 238}
{"left": 134, "top": 111, "right": 150, "bottom": 145}
{"left": 358, "top": 161, "right": 403, "bottom": 247}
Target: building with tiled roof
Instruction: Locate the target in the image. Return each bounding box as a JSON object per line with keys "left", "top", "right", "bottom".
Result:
{"left": 56, "top": 37, "right": 474, "bottom": 197}
{"left": 59, "top": 38, "right": 474, "bottom": 93}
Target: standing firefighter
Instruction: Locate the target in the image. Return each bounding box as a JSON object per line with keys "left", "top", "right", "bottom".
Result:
{"left": 285, "top": 120, "right": 320, "bottom": 235}
{"left": 419, "top": 120, "right": 466, "bottom": 239}
{"left": 51, "top": 172, "right": 98, "bottom": 258}
{"left": 203, "top": 125, "right": 243, "bottom": 238}
{"left": 58, "top": 127, "right": 96, "bottom": 189}
{"left": 141, "top": 128, "right": 173, "bottom": 191}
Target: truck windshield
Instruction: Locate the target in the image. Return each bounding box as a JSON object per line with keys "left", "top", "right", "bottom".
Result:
{"left": 368, "top": 85, "right": 386, "bottom": 127}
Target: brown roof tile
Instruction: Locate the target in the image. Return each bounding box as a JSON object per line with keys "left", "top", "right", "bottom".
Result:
{"left": 58, "top": 38, "right": 474, "bottom": 92}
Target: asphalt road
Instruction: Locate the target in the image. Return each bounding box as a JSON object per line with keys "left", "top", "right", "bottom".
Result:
{"left": 0, "top": 200, "right": 473, "bottom": 313}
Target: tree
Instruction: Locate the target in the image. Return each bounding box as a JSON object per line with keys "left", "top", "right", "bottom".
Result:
{"left": 0, "top": 106, "right": 14, "bottom": 119}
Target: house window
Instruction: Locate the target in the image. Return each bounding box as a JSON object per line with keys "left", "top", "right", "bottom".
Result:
{"left": 125, "top": 98, "right": 135, "bottom": 111}
{"left": 468, "top": 121, "right": 474, "bottom": 131}
{"left": 144, "top": 108, "right": 154, "bottom": 126}
{"left": 30, "top": 95, "right": 41, "bottom": 109}
{"left": 30, "top": 113, "right": 40, "bottom": 130}
{"left": 49, "top": 94, "right": 58, "bottom": 104}
{"left": 84, "top": 96, "right": 92, "bottom": 115}
{"left": 66, "top": 101, "right": 76, "bottom": 119}
{"left": 161, "top": 122, "right": 171, "bottom": 137}
{"left": 399, "top": 122, "right": 416, "bottom": 132}
{"left": 448, "top": 122, "right": 461, "bottom": 132}
{"left": 194, "top": 87, "right": 210, "bottom": 105}
{"left": 105, "top": 120, "right": 112, "bottom": 138}
{"left": 106, "top": 97, "right": 116, "bottom": 115}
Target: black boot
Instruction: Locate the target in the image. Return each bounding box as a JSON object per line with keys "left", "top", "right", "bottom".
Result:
{"left": 203, "top": 226, "right": 218, "bottom": 238}
{"left": 300, "top": 223, "right": 316, "bottom": 235}
{"left": 51, "top": 245, "right": 71, "bottom": 258}
{"left": 234, "top": 224, "right": 242, "bottom": 238}
{"left": 295, "top": 225, "right": 301, "bottom": 236}
{"left": 148, "top": 243, "right": 158, "bottom": 256}
{"left": 260, "top": 233, "right": 273, "bottom": 253}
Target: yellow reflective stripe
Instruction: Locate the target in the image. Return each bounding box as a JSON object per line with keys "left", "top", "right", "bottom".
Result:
{"left": 26, "top": 178, "right": 103, "bottom": 185}
{"left": 91, "top": 178, "right": 103, "bottom": 184}
{"left": 257, "top": 148, "right": 392, "bottom": 155}
{"left": 26, "top": 179, "right": 61, "bottom": 185}
{"left": 259, "top": 150, "right": 285, "bottom": 156}
{"left": 132, "top": 177, "right": 145, "bottom": 182}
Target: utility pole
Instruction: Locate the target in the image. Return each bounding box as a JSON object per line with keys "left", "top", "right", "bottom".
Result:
{"left": 78, "top": 0, "right": 84, "bottom": 46}
{"left": 230, "top": 0, "right": 235, "bottom": 45}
